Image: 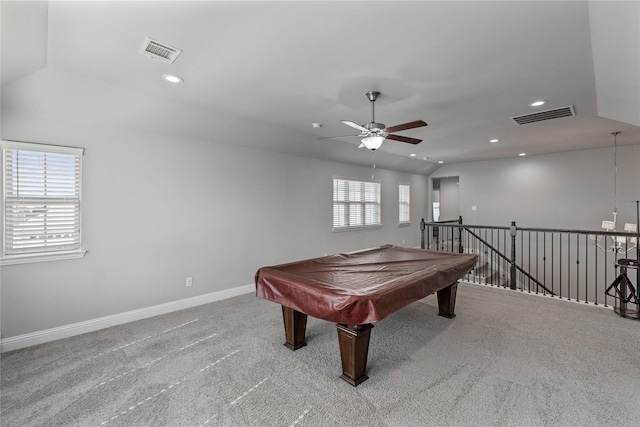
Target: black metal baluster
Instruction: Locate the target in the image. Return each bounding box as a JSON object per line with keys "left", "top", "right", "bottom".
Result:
{"left": 529, "top": 231, "right": 540, "bottom": 295}
{"left": 551, "top": 232, "right": 555, "bottom": 297}
{"left": 458, "top": 216, "right": 464, "bottom": 254}
{"left": 593, "top": 234, "right": 599, "bottom": 305}
{"left": 496, "top": 229, "right": 499, "bottom": 287}
{"left": 450, "top": 225, "right": 454, "bottom": 253}
{"left": 527, "top": 230, "right": 531, "bottom": 293}
{"left": 520, "top": 229, "right": 524, "bottom": 292}
{"left": 584, "top": 234, "right": 589, "bottom": 304}
{"left": 510, "top": 222, "right": 517, "bottom": 290}
{"left": 559, "top": 233, "right": 563, "bottom": 299}
{"left": 604, "top": 243, "right": 608, "bottom": 307}
{"left": 477, "top": 228, "right": 481, "bottom": 281}
{"left": 490, "top": 229, "right": 494, "bottom": 286}
{"left": 567, "top": 233, "right": 572, "bottom": 301}
{"left": 474, "top": 227, "right": 477, "bottom": 279}
{"left": 501, "top": 229, "right": 504, "bottom": 287}
{"left": 601, "top": 236, "right": 606, "bottom": 307}
{"left": 491, "top": 230, "right": 500, "bottom": 287}
{"left": 576, "top": 234, "right": 580, "bottom": 302}
{"left": 484, "top": 227, "right": 488, "bottom": 285}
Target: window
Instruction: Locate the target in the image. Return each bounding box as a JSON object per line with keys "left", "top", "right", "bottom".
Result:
{"left": 333, "top": 177, "right": 381, "bottom": 230}
{"left": 399, "top": 184, "right": 410, "bottom": 224}
{"left": 1, "top": 140, "right": 85, "bottom": 265}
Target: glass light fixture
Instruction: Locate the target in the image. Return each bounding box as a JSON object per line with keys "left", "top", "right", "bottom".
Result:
{"left": 602, "top": 220, "right": 616, "bottom": 231}
{"left": 361, "top": 136, "right": 385, "bottom": 151}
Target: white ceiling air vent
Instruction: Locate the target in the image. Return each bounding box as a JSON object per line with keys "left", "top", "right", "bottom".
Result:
{"left": 139, "top": 37, "right": 182, "bottom": 64}
{"left": 512, "top": 105, "right": 575, "bottom": 125}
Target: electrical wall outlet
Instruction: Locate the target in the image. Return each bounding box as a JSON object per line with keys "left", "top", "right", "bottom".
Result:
{"left": 186, "top": 277, "right": 193, "bottom": 287}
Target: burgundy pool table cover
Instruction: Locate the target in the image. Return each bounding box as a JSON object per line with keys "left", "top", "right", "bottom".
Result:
{"left": 255, "top": 245, "right": 477, "bottom": 325}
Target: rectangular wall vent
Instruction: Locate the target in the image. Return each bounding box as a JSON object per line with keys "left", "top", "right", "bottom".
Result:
{"left": 512, "top": 105, "right": 575, "bottom": 125}
{"left": 139, "top": 37, "right": 182, "bottom": 64}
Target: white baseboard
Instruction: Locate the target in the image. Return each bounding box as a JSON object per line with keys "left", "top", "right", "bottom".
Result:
{"left": 0, "top": 284, "right": 255, "bottom": 353}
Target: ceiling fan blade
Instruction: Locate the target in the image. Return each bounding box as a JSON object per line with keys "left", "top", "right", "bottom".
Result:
{"left": 386, "top": 134, "right": 422, "bottom": 145}
{"left": 384, "top": 120, "right": 427, "bottom": 133}
{"left": 317, "top": 134, "right": 360, "bottom": 140}
{"left": 341, "top": 120, "right": 370, "bottom": 133}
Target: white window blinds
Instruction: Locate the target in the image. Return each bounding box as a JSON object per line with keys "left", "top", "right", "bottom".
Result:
{"left": 333, "top": 177, "right": 381, "bottom": 230}
{"left": 2, "top": 141, "right": 84, "bottom": 260}
{"left": 399, "top": 184, "right": 410, "bottom": 224}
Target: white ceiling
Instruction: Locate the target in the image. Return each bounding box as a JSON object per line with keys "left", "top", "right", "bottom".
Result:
{"left": 2, "top": 1, "right": 639, "bottom": 175}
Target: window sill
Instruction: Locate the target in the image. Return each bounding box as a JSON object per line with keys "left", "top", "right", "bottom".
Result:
{"left": 333, "top": 224, "right": 382, "bottom": 233}
{"left": 399, "top": 222, "right": 411, "bottom": 227}
{"left": 1, "top": 250, "right": 87, "bottom": 266}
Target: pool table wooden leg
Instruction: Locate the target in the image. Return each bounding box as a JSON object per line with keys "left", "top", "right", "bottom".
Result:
{"left": 437, "top": 281, "right": 458, "bottom": 318}
{"left": 282, "top": 306, "right": 308, "bottom": 350}
{"left": 336, "top": 323, "right": 374, "bottom": 386}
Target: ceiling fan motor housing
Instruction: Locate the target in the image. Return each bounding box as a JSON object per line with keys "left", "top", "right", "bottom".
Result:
{"left": 364, "top": 122, "right": 386, "bottom": 132}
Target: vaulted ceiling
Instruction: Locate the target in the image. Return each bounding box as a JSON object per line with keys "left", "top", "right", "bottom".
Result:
{"left": 2, "top": 1, "right": 639, "bottom": 175}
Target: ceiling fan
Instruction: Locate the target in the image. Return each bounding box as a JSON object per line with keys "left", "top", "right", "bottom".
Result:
{"left": 323, "top": 91, "right": 427, "bottom": 151}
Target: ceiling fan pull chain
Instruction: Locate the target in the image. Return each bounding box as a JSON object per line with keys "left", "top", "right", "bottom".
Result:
{"left": 372, "top": 151, "right": 376, "bottom": 179}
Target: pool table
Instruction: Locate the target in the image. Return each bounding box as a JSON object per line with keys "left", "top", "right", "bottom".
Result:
{"left": 255, "top": 244, "right": 477, "bottom": 386}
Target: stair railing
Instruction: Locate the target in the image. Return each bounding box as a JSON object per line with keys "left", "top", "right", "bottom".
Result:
{"left": 463, "top": 224, "right": 553, "bottom": 295}
{"left": 420, "top": 217, "right": 639, "bottom": 308}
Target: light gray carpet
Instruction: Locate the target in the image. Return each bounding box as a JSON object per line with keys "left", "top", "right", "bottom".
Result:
{"left": 2, "top": 282, "right": 639, "bottom": 426}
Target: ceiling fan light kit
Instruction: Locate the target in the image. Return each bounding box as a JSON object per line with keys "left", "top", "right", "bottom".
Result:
{"left": 361, "top": 136, "right": 385, "bottom": 151}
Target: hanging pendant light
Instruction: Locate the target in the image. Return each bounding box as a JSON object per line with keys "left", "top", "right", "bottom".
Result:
{"left": 611, "top": 131, "right": 620, "bottom": 230}
{"left": 593, "top": 132, "right": 639, "bottom": 254}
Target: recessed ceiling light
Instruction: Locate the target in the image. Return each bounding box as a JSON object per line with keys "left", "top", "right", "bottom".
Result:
{"left": 312, "top": 122, "right": 322, "bottom": 128}
{"left": 162, "top": 74, "right": 183, "bottom": 83}
{"left": 519, "top": 153, "right": 527, "bottom": 157}
{"left": 410, "top": 153, "right": 416, "bottom": 157}
{"left": 438, "top": 160, "right": 444, "bottom": 164}
{"left": 530, "top": 100, "right": 546, "bottom": 107}
{"left": 489, "top": 139, "right": 499, "bottom": 143}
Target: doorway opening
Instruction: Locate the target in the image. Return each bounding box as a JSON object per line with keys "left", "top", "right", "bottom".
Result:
{"left": 432, "top": 177, "right": 459, "bottom": 222}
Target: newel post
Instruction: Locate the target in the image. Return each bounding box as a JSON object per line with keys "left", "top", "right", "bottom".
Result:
{"left": 510, "top": 221, "right": 517, "bottom": 290}
{"left": 420, "top": 218, "right": 426, "bottom": 250}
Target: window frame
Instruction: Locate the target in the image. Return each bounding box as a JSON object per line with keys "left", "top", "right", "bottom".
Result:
{"left": 332, "top": 176, "right": 382, "bottom": 232}
{"left": 1, "top": 140, "right": 86, "bottom": 265}
{"left": 399, "top": 183, "right": 411, "bottom": 225}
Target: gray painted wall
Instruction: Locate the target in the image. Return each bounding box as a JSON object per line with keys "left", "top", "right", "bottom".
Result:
{"left": 1, "top": 110, "right": 429, "bottom": 339}
{"left": 2, "top": 103, "right": 638, "bottom": 342}
{"left": 431, "top": 145, "right": 640, "bottom": 230}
